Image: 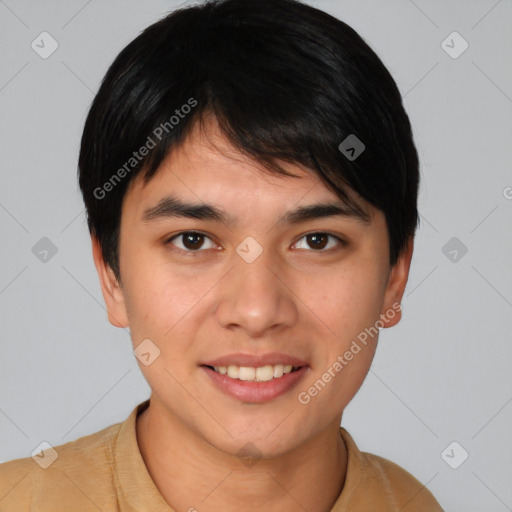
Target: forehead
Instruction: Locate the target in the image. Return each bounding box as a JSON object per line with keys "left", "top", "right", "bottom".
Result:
{"left": 142, "top": 128, "right": 316, "bottom": 194}
{"left": 122, "top": 119, "right": 374, "bottom": 225}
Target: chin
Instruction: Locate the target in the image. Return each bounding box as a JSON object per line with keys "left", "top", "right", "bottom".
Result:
{"left": 202, "top": 416, "right": 305, "bottom": 459}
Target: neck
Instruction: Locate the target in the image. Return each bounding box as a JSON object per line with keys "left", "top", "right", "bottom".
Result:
{"left": 136, "top": 396, "right": 347, "bottom": 512}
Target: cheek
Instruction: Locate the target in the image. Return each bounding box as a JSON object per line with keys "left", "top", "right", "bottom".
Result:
{"left": 307, "top": 261, "right": 387, "bottom": 341}
{"left": 295, "top": 259, "right": 386, "bottom": 407}
{"left": 120, "top": 246, "right": 220, "bottom": 351}
{"left": 120, "top": 254, "right": 208, "bottom": 397}
{"left": 120, "top": 247, "right": 181, "bottom": 337}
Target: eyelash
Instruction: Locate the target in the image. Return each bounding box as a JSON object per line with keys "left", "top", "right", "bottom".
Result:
{"left": 164, "top": 231, "right": 347, "bottom": 256}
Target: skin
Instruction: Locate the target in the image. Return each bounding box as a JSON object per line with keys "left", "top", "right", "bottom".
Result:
{"left": 92, "top": 119, "right": 413, "bottom": 512}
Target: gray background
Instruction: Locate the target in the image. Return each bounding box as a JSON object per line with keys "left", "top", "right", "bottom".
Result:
{"left": 1, "top": 0, "right": 511, "bottom": 510}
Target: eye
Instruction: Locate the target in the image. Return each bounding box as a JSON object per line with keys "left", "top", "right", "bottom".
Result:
{"left": 165, "top": 231, "right": 218, "bottom": 253}
{"left": 164, "top": 231, "right": 345, "bottom": 255}
{"left": 293, "top": 232, "right": 345, "bottom": 251}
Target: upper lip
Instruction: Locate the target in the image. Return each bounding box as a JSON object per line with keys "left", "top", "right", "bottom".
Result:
{"left": 201, "top": 352, "right": 309, "bottom": 368}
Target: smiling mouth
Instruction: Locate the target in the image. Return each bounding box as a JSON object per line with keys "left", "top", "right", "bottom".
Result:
{"left": 202, "top": 364, "right": 302, "bottom": 382}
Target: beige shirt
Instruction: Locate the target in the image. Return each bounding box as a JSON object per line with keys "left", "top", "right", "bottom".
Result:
{"left": 0, "top": 400, "right": 443, "bottom": 511}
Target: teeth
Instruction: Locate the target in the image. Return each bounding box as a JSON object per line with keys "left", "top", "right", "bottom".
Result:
{"left": 273, "top": 364, "right": 284, "bottom": 378}
{"left": 227, "top": 365, "right": 239, "bottom": 379}
{"left": 256, "top": 366, "right": 274, "bottom": 381}
{"left": 239, "top": 366, "right": 255, "bottom": 381}
{"left": 211, "top": 364, "right": 298, "bottom": 382}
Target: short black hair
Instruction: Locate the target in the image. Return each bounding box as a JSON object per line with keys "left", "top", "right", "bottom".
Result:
{"left": 79, "top": 0, "right": 419, "bottom": 281}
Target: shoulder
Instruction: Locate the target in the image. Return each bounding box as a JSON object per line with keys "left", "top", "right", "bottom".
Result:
{"left": 338, "top": 428, "right": 443, "bottom": 512}
{"left": 360, "top": 452, "right": 443, "bottom": 511}
{"left": 0, "top": 421, "right": 122, "bottom": 512}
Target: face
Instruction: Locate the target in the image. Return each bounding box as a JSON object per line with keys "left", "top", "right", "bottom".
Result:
{"left": 93, "top": 120, "right": 412, "bottom": 459}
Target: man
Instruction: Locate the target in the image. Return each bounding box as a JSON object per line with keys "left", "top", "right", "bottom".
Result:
{"left": 0, "top": 0, "right": 443, "bottom": 510}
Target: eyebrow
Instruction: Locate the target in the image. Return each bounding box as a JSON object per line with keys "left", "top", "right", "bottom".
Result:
{"left": 142, "top": 195, "right": 371, "bottom": 226}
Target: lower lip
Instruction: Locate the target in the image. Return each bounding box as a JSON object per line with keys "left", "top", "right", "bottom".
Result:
{"left": 201, "top": 366, "right": 309, "bottom": 403}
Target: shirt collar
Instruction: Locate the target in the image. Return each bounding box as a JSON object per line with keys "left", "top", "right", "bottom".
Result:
{"left": 114, "top": 399, "right": 176, "bottom": 511}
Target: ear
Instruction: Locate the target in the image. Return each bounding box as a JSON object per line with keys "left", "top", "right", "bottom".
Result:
{"left": 380, "top": 238, "right": 414, "bottom": 328}
{"left": 91, "top": 235, "right": 129, "bottom": 328}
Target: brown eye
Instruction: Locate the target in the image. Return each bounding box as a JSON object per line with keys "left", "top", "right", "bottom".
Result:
{"left": 166, "top": 231, "right": 216, "bottom": 253}
{"left": 182, "top": 232, "right": 205, "bottom": 250}
{"left": 293, "top": 232, "right": 345, "bottom": 251}
{"left": 307, "top": 233, "right": 329, "bottom": 249}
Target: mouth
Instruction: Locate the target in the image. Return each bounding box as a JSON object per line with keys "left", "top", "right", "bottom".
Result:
{"left": 200, "top": 360, "right": 309, "bottom": 403}
{"left": 204, "top": 364, "right": 302, "bottom": 382}
{"left": 202, "top": 363, "right": 302, "bottom": 382}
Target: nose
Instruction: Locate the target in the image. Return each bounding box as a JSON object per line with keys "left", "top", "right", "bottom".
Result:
{"left": 214, "top": 248, "right": 299, "bottom": 338}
